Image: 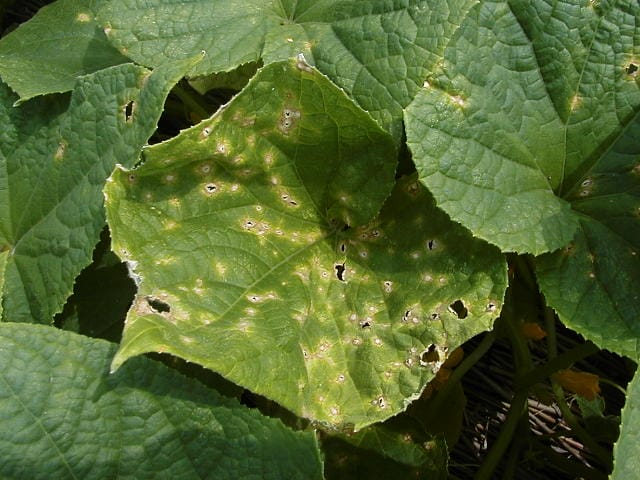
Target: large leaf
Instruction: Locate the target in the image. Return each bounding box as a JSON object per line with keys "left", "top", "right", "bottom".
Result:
{"left": 97, "top": 0, "right": 478, "bottom": 138}
{"left": 611, "top": 367, "right": 640, "bottom": 479}
{"left": 0, "top": 0, "right": 129, "bottom": 102}
{"left": 322, "top": 429, "right": 448, "bottom": 479}
{"left": 0, "top": 323, "right": 323, "bottom": 479}
{"left": 105, "top": 60, "right": 507, "bottom": 430}
{"left": 535, "top": 111, "right": 640, "bottom": 359}
{"left": 0, "top": 59, "right": 195, "bottom": 324}
{"left": 405, "top": 0, "right": 640, "bottom": 255}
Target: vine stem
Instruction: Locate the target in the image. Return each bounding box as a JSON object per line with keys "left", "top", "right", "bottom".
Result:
{"left": 550, "top": 382, "right": 611, "bottom": 466}
{"left": 475, "top": 269, "right": 534, "bottom": 480}
{"left": 517, "top": 341, "right": 600, "bottom": 390}
{"left": 544, "top": 301, "right": 611, "bottom": 467}
{"left": 172, "top": 83, "right": 210, "bottom": 121}
{"left": 474, "top": 390, "right": 529, "bottom": 480}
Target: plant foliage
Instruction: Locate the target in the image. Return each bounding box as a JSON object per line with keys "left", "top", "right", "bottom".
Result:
{"left": 0, "top": 0, "right": 638, "bottom": 478}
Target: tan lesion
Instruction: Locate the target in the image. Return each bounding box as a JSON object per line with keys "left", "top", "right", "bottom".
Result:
{"left": 76, "top": 13, "right": 91, "bottom": 23}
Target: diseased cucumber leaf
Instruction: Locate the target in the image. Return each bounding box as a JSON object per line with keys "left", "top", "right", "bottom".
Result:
{"left": 0, "top": 0, "right": 129, "bottom": 102}
{"left": 0, "top": 58, "right": 196, "bottom": 324}
{"left": 97, "top": 0, "right": 478, "bottom": 138}
{"left": 188, "top": 62, "right": 261, "bottom": 96}
{"left": 535, "top": 110, "right": 640, "bottom": 359}
{"left": 0, "top": 323, "right": 323, "bottom": 480}
{"left": 105, "top": 60, "right": 507, "bottom": 430}
{"left": 404, "top": 0, "right": 640, "bottom": 358}
{"left": 405, "top": 0, "right": 639, "bottom": 255}
{"left": 321, "top": 429, "right": 448, "bottom": 479}
{"left": 611, "top": 367, "right": 640, "bottom": 479}
{"left": 322, "top": 396, "right": 451, "bottom": 477}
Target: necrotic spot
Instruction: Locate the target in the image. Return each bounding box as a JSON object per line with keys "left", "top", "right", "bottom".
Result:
{"left": 421, "top": 345, "right": 439, "bottom": 363}
{"left": 359, "top": 319, "right": 372, "bottom": 329}
{"left": 334, "top": 263, "right": 346, "bottom": 281}
{"left": 147, "top": 296, "right": 171, "bottom": 313}
{"left": 448, "top": 300, "right": 468, "bottom": 319}
{"left": 124, "top": 101, "right": 135, "bottom": 122}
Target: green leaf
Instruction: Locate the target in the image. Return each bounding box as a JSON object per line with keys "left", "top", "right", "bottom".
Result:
{"left": 105, "top": 60, "right": 507, "bottom": 429}
{"left": 97, "top": 0, "right": 478, "bottom": 138}
{"left": 0, "top": 59, "right": 195, "bottom": 324}
{"left": 405, "top": 0, "right": 640, "bottom": 255}
{"left": 0, "top": 0, "right": 129, "bottom": 102}
{"left": 188, "top": 61, "right": 261, "bottom": 95}
{"left": 324, "top": 402, "right": 450, "bottom": 473}
{"left": 611, "top": 368, "right": 640, "bottom": 479}
{"left": 0, "top": 323, "right": 323, "bottom": 479}
{"left": 321, "top": 429, "right": 448, "bottom": 479}
{"left": 535, "top": 111, "right": 640, "bottom": 359}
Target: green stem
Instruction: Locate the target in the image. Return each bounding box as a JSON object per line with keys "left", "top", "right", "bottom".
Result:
{"left": 474, "top": 390, "right": 529, "bottom": 480}
{"left": 544, "top": 305, "right": 558, "bottom": 358}
{"left": 517, "top": 341, "right": 600, "bottom": 390}
{"left": 475, "top": 287, "right": 534, "bottom": 480}
{"left": 543, "top": 297, "right": 610, "bottom": 467}
{"left": 512, "top": 254, "right": 537, "bottom": 292}
{"left": 550, "top": 382, "right": 611, "bottom": 467}
{"left": 501, "top": 421, "right": 529, "bottom": 479}
{"left": 172, "top": 83, "right": 210, "bottom": 121}
{"left": 532, "top": 438, "right": 608, "bottom": 480}
{"left": 599, "top": 377, "right": 627, "bottom": 397}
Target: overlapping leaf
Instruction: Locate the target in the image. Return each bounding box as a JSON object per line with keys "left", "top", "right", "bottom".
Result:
{"left": 105, "top": 60, "right": 507, "bottom": 429}
{"left": 405, "top": 0, "right": 639, "bottom": 255}
{"left": 97, "top": 0, "right": 478, "bottom": 138}
{"left": 404, "top": 0, "right": 640, "bottom": 357}
{"left": 322, "top": 428, "right": 448, "bottom": 479}
{"left": 0, "top": 323, "right": 323, "bottom": 479}
{"left": 0, "top": 59, "right": 195, "bottom": 324}
{"left": 0, "top": 0, "right": 129, "bottom": 101}
{"left": 535, "top": 111, "right": 640, "bottom": 359}
{"left": 612, "top": 368, "right": 640, "bottom": 479}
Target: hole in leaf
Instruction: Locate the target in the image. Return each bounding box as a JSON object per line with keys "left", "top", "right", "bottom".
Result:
{"left": 147, "top": 297, "right": 170, "bottom": 313}
{"left": 334, "top": 263, "right": 346, "bottom": 281}
{"left": 359, "top": 319, "right": 371, "bottom": 329}
{"left": 421, "top": 344, "right": 439, "bottom": 364}
{"left": 449, "top": 300, "right": 468, "bottom": 319}
{"left": 124, "top": 101, "right": 135, "bottom": 122}
{"left": 627, "top": 63, "right": 638, "bottom": 75}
